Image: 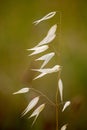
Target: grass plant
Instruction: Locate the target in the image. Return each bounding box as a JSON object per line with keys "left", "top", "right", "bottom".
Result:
{"left": 13, "top": 11, "right": 71, "bottom": 130}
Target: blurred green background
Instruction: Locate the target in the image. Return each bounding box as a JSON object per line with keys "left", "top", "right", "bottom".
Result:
{"left": 0, "top": 0, "right": 87, "bottom": 130}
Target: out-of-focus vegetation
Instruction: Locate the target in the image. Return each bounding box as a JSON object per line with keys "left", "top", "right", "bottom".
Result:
{"left": 0, "top": 0, "right": 87, "bottom": 130}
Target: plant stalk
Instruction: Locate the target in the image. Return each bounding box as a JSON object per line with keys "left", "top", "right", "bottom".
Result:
{"left": 56, "top": 69, "right": 61, "bottom": 130}
{"left": 56, "top": 85, "right": 59, "bottom": 130}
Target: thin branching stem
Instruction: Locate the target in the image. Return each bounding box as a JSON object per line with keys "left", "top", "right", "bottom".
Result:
{"left": 29, "top": 88, "right": 56, "bottom": 107}
{"left": 29, "top": 87, "right": 66, "bottom": 106}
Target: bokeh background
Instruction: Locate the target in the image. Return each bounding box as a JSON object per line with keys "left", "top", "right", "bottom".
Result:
{"left": 0, "top": 0, "right": 87, "bottom": 130}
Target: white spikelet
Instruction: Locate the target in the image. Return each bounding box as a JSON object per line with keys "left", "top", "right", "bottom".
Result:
{"left": 33, "top": 11, "right": 56, "bottom": 25}
{"left": 21, "top": 96, "right": 39, "bottom": 117}
{"left": 28, "top": 24, "right": 57, "bottom": 50}
{"left": 47, "top": 24, "right": 57, "bottom": 37}
{"left": 35, "top": 52, "right": 55, "bottom": 68}
{"left": 62, "top": 101, "right": 71, "bottom": 112}
{"left": 29, "top": 104, "right": 45, "bottom": 125}
{"left": 61, "top": 124, "right": 68, "bottom": 130}
{"left": 58, "top": 78, "right": 63, "bottom": 102}
{"left": 27, "top": 45, "right": 49, "bottom": 56}
{"left": 35, "top": 24, "right": 57, "bottom": 47}
{"left": 13, "top": 87, "right": 29, "bottom": 95}
{"left": 32, "top": 65, "right": 61, "bottom": 80}
{"left": 38, "top": 34, "right": 56, "bottom": 46}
